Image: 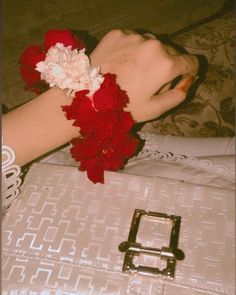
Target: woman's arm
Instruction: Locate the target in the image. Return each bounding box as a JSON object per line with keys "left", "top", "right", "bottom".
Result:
{"left": 2, "top": 88, "right": 77, "bottom": 166}
{"left": 2, "top": 30, "right": 198, "bottom": 167}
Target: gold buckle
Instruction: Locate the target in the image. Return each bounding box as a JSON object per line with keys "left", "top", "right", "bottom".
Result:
{"left": 119, "top": 209, "right": 185, "bottom": 279}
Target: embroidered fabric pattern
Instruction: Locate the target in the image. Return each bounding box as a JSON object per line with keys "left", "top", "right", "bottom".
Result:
{"left": 138, "top": 132, "right": 235, "bottom": 182}
{"left": 19, "top": 29, "right": 141, "bottom": 184}
{"left": 2, "top": 142, "right": 22, "bottom": 218}
{"left": 2, "top": 163, "right": 235, "bottom": 294}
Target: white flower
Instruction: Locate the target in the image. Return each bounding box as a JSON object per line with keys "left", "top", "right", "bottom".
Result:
{"left": 35, "top": 43, "right": 104, "bottom": 96}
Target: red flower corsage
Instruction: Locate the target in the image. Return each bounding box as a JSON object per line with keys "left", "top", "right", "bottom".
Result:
{"left": 19, "top": 29, "right": 141, "bottom": 183}
{"left": 62, "top": 73, "right": 140, "bottom": 183}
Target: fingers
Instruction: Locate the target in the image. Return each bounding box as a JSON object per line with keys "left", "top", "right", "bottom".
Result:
{"left": 175, "top": 75, "right": 195, "bottom": 92}
{"left": 144, "top": 89, "right": 185, "bottom": 121}
{"left": 91, "top": 29, "right": 199, "bottom": 78}
{"left": 151, "top": 41, "right": 199, "bottom": 80}
{"left": 134, "top": 38, "right": 199, "bottom": 84}
{"left": 134, "top": 76, "right": 194, "bottom": 122}
{"left": 91, "top": 29, "right": 198, "bottom": 80}
{"left": 170, "top": 53, "right": 200, "bottom": 79}
{"left": 161, "top": 43, "right": 197, "bottom": 76}
{"left": 181, "top": 55, "right": 199, "bottom": 76}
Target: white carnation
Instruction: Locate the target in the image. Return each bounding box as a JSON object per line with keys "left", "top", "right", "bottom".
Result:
{"left": 36, "top": 43, "right": 104, "bottom": 96}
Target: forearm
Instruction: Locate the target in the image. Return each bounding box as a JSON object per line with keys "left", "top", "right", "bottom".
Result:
{"left": 2, "top": 88, "right": 79, "bottom": 166}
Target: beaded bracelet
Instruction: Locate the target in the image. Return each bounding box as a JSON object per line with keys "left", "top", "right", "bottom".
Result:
{"left": 19, "top": 29, "right": 141, "bottom": 183}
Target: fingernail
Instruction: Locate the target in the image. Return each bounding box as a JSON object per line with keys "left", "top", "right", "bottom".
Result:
{"left": 180, "top": 76, "right": 194, "bottom": 92}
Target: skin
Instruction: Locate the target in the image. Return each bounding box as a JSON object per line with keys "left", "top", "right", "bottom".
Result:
{"left": 2, "top": 30, "right": 199, "bottom": 167}
{"left": 90, "top": 30, "right": 199, "bottom": 122}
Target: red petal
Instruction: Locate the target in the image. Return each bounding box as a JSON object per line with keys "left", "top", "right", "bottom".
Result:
{"left": 44, "top": 29, "right": 84, "bottom": 51}
{"left": 93, "top": 73, "right": 130, "bottom": 112}
{"left": 20, "top": 45, "right": 46, "bottom": 68}
{"left": 20, "top": 66, "right": 41, "bottom": 86}
{"left": 86, "top": 164, "right": 104, "bottom": 184}
{"left": 70, "top": 136, "right": 102, "bottom": 161}
{"left": 118, "top": 111, "right": 136, "bottom": 132}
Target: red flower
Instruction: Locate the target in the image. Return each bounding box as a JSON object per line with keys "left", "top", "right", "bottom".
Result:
{"left": 44, "top": 29, "right": 84, "bottom": 51}
{"left": 20, "top": 45, "right": 46, "bottom": 68}
{"left": 20, "top": 66, "right": 41, "bottom": 87}
{"left": 62, "top": 90, "right": 100, "bottom": 135}
{"left": 80, "top": 158, "right": 105, "bottom": 184}
{"left": 84, "top": 110, "right": 135, "bottom": 141}
{"left": 85, "top": 160, "right": 105, "bottom": 184}
{"left": 93, "top": 73, "right": 129, "bottom": 111}
{"left": 69, "top": 130, "right": 139, "bottom": 184}
{"left": 62, "top": 90, "right": 92, "bottom": 120}
{"left": 19, "top": 45, "right": 47, "bottom": 93}
{"left": 61, "top": 72, "right": 140, "bottom": 183}
{"left": 92, "top": 112, "right": 120, "bottom": 140}
{"left": 118, "top": 111, "right": 136, "bottom": 133}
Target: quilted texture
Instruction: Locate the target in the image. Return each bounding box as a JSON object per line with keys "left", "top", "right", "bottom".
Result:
{"left": 2, "top": 162, "right": 235, "bottom": 294}
{"left": 142, "top": 12, "right": 235, "bottom": 137}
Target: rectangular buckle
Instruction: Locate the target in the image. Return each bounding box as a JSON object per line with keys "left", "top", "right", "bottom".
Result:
{"left": 119, "top": 209, "right": 184, "bottom": 279}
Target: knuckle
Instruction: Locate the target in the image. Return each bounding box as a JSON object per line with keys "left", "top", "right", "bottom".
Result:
{"left": 142, "top": 39, "right": 175, "bottom": 68}
{"left": 140, "top": 39, "right": 165, "bottom": 57}
{"left": 143, "top": 38, "right": 162, "bottom": 50}
{"left": 103, "top": 30, "right": 147, "bottom": 44}
{"left": 126, "top": 33, "right": 144, "bottom": 43}
{"left": 103, "top": 29, "right": 124, "bottom": 40}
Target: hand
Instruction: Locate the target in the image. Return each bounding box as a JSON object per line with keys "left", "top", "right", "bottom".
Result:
{"left": 90, "top": 30, "right": 199, "bottom": 122}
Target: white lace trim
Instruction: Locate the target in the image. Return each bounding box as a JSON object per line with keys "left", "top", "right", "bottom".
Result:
{"left": 138, "top": 133, "right": 235, "bottom": 182}
{"left": 2, "top": 142, "right": 22, "bottom": 215}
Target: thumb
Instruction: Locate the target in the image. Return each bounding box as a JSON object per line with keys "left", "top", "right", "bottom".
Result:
{"left": 140, "top": 76, "right": 194, "bottom": 122}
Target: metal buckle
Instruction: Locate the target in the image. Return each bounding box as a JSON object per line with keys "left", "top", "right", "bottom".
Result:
{"left": 119, "top": 209, "right": 185, "bottom": 279}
